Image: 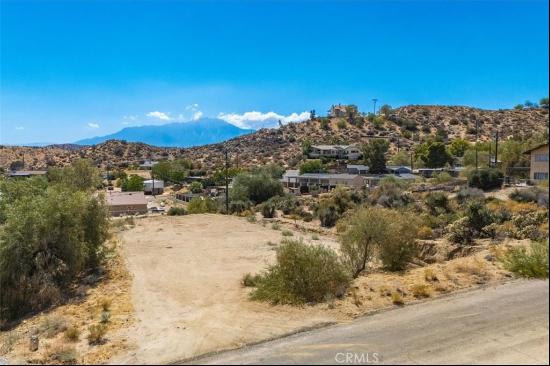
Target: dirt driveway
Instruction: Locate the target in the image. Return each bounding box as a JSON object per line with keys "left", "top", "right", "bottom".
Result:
{"left": 111, "top": 214, "right": 339, "bottom": 364}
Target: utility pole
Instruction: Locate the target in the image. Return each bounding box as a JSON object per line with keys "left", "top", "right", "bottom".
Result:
{"left": 397, "top": 137, "right": 400, "bottom": 153}
{"left": 494, "top": 130, "right": 499, "bottom": 168}
{"left": 475, "top": 119, "right": 479, "bottom": 171}
{"left": 410, "top": 152, "right": 414, "bottom": 171}
{"left": 372, "top": 98, "right": 378, "bottom": 115}
{"left": 224, "top": 149, "right": 229, "bottom": 214}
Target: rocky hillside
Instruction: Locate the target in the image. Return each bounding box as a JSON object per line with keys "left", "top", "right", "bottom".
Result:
{"left": 1, "top": 105, "right": 548, "bottom": 172}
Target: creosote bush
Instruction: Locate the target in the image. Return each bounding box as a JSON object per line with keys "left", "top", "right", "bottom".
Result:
{"left": 467, "top": 168, "right": 503, "bottom": 191}
{"left": 500, "top": 241, "right": 549, "bottom": 278}
{"left": 250, "top": 239, "right": 350, "bottom": 304}
{"left": 167, "top": 206, "right": 186, "bottom": 216}
{"left": 339, "top": 207, "right": 419, "bottom": 277}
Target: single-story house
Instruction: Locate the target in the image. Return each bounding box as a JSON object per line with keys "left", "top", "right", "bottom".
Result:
{"left": 175, "top": 192, "right": 201, "bottom": 202}
{"left": 386, "top": 165, "right": 413, "bottom": 175}
{"left": 347, "top": 164, "right": 369, "bottom": 175}
{"left": 139, "top": 160, "right": 158, "bottom": 170}
{"left": 281, "top": 170, "right": 365, "bottom": 193}
{"left": 308, "top": 144, "right": 362, "bottom": 161}
{"left": 144, "top": 179, "right": 164, "bottom": 195}
{"left": 524, "top": 143, "right": 549, "bottom": 181}
{"left": 7, "top": 170, "right": 48, "bottom": 178}
{"left": 106, "top": 192, "right": 148, "bottom": 216}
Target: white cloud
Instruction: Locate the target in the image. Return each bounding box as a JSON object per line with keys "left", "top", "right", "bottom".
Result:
{"left": 192, "top": 110, "right": 203, "bottom": 120}
{"left": 217, "top": 111, "right": 310, "bottom": 129}
{"left": 88, "top": 122, "right": 100, "bottom": 129}
{"left": 146, "top": 111, "right": 172, "bottom": 121}
{"left": 15, "top": 126, "right": 24, "bottom": 131}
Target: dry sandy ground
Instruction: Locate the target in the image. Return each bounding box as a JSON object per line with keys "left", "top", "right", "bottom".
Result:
{"left": 111, "top": 214, "right": 342, "bottom": 365}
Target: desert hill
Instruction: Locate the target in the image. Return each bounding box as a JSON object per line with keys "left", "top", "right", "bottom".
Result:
{"left": 1, "top": 105, "right": 548, "bottom": 172}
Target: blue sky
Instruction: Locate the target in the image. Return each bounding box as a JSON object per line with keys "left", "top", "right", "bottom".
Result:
{"left": 1, "top": 0, "right": 548, "bottom": 144}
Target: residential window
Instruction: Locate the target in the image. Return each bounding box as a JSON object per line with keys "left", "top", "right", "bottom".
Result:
{"left": 534, "top": 154, "right": 549, "bottom": 162}
{"left": 534, "top": 172, "right": 549, "bottom": 180}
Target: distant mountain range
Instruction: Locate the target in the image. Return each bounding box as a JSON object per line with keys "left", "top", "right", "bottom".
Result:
{"left": 75, "top": 118, "right": 254, "bottom": 147}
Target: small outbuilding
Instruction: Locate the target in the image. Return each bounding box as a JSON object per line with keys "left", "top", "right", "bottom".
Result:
{"left": 106, "top": 192, "right": 148, "bottom": 216}
{"left": 144, "top": 179, "right": 164, "bottom": 195}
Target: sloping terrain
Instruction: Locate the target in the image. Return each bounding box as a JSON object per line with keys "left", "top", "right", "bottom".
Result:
{"left": 1, "top": 105, "right": 548, "bottom": 171}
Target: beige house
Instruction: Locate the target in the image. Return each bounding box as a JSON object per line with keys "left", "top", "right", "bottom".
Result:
{"left": 281, "top": 170, "right": 365, "bottom": 193}
{"left": 106, "top": 191, "right": 148, "bottom": 216}
{"left": 524, "top": 143, "right": 549, "bottom": 182}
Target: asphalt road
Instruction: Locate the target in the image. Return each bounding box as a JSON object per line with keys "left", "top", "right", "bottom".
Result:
{"left": 182, "top": 280, "right": 549, "bottom": 365}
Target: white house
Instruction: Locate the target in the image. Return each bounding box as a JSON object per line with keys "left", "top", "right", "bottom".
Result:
{"left": 308, "top": 144, "right": 362, "bottom": 160}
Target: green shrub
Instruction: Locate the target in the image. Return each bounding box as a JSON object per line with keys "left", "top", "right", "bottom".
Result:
{"left": 251, "top": 240, "right": 350, "bottom": 304}
{"left": 87, "top": 324, "right": 107, "bottom": 345}
{"left": 509, "top": 187, "right": 549, "bottom": 207}
{"left": 340, "top": 207, "right": 419, "bottom": 276}
{"left": 167, "top": 207, "right": 186, "bottom": 216}
{"left": 317, "top": 200, "right": 340, "bottom": 227}
{"left": 456, "top": 187, "right": 485, "bottom": 204}
{"left": 0, "top": 185, "right": 109, "bottom": 322}
{"left": 281, "top": 230, "right": 294, "bottom": 237}
{"left": 229, "top": 200, "right": 250, "bottom": 214}
{"left": 465, "top": 200, "right": 494, "bottom": 233}
{"left": 188, "top": 181, "right": 204, "bottom": 194}
{"left": 299, "top": 159, "right": 325, "bottom": 174}
{"left": 447, "top": 217, "right": 475, "bottom": 244}
{"left": 64, "top": 326, "right": 80, "bottom": 342}
{"left": 261, "top": 201, "right": 277, "bottom": 218}
{"left": 500, "top": 241, "right": 549, "bottom": 278}
{"left": 468, "top": 168, "right": 503, "bottom": 191}
{"left": 230, "top": 172, "right": 283, "bottom": 204}
{"left": 241, "top": 273, "right": 261, "bottom": 287}
{"left": 187, "top": 197, "right": 217, "bottom": 214}
{"left": 425, "top": 192, "right": 449, "bottom": 214}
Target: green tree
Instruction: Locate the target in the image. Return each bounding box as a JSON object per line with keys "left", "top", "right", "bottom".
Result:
{"left": 379, "top": 104, "right": 393, "bottom": 117}
{"left": 230, "top": 172, "right": 283, "bottom": 204}
{"left": 363, "top": 139, "right": 389, "bottom": 174}
{"left": 299, "top": 159, "right": 325, "bottom": 174}
{"left": 121, "top": 175, "right": 144, "bottom": 192}
{"left": 540, "top": 97, "right": 549, "bottom": 109}
{"left": 419, "top": 141, "right": 452, "bottom": 168}
{"left": 449, "top": 139, "right": 471, "bottom": 157}
{"left": 514, "top": 104, "right": 524, "bottom": 110}
{"left": 189, "top": 181, "right": 204, "bottom": 193}
{"left": 301, "top": 139, "right": 312, "bottom": 156}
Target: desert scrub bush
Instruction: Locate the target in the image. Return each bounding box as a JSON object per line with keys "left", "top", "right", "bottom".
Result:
{"left": 316, "top": 200, "right": 340, "bottom": 227}
{"left": 281, "top": 230, "right": 294, "bottom": 237}
{"left": 339, "top": 207, "right": 419, "bottom": 277}
{"left": 410, "top": 283, "right": 432, "bottom": 298}
{"left": 87, "top": 324, "right": 107, "bottom": 345}
{"left": 100, "top": 311, "right": 111, "bottom": 324}
{"left": 40, "top": 316, "right": 68, "bottom": 338}
{"left": 467, "top": 168, "right": 503, "bottom": 191}
{"left": 241, "top": 273, "right": 261, "bottom": 287}
{"left": 424, "top": 268, "right": 438, "bottom": 282}
{"left": 511, "top": 211, "right": 548, "bottom": 240}
{"left": 311, "top": 233, "right": 320, "bottom": 241}
{"left": 271, "top": 222, "right": 281, "bottom": 230}
{"left": 425, "top": 192, "right": 449, "bottom": 214}
{"left": 261, "top": 201, "right": 277, "bottom": 218}
{"left": 465, "top": 200, "right": 494, "bottom": 233}
{"left": 230, "top": 171, "right": 283, "bottom": 204}
{"left": 369, "top": 177, "right": 414, "bottom": 209}
{"left": 250, "top": 239, "right": 350, "bottom": 305}
{"left": 417, "top": 225, "right": 434, "bottom": 239}
{"left": 447, "top": 217, "right": 475, "bottom": 244}
{"left": 99, "top": 297, "right": 112, "bottom": 311}
{"left": 187, "top": 197, "right": 217, "bottom": 214}
{"left": 228, "top": 200, "right": 250, "bottom": 215}
{"left": 455, "top": 187, "right": 485, "bottom": 205}
{"left": 64, "top": 326, "right": 80, "bottom": 342}
{"left": 167, "top": 206, "right": 186, "bottom": 216}
{"left": 509, "top": 187, "right": 549, "bottom": 208}
{"left": 391, "top": 292, "right": 405, "bottom": 305}
{"left": 500, "top": 241, "right": 549, "bottom": 278}
{"left": 48, "top": 344, "right": 78, "bottom": 364}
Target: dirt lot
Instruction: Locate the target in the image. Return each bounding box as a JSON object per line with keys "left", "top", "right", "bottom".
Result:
{"left": 111, "top": 214, "right": 341, "bottom": 364}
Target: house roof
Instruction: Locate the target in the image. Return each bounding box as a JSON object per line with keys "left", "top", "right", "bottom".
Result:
{"left": 106, "top": 192, "right": 147, "bottom": 206}
{"left": 311, "top": 144, "right": 357, "bottom": 150}
{"left": 347, "top": 164, "right": 369, "bottom": 170}
{"left": 8, "top": 170, "right": 48, "bottom": 176}
{"left": 523, "top": 142, "right": 549, "bottom": 155}
{"left": 300, "top": 173, "right": 361, "bottom": 180}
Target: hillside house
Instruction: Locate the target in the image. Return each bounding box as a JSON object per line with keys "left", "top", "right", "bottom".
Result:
{"left": 106, "top": 192, "right": 148, "bottom": 216}
{"left": 386, "top": 165, "right": 413, "bottom": 175}
{"left": 308, "top": 144, "right": 362, "bottom": 160}
{"left": 329, "top": 104, "right": 348, "bottom": 118}
{"left": 144, "top": 179, "right": 164, "bottom": 195}
{"left": 524, "top": 143, "right": 549, "bottom": 182}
